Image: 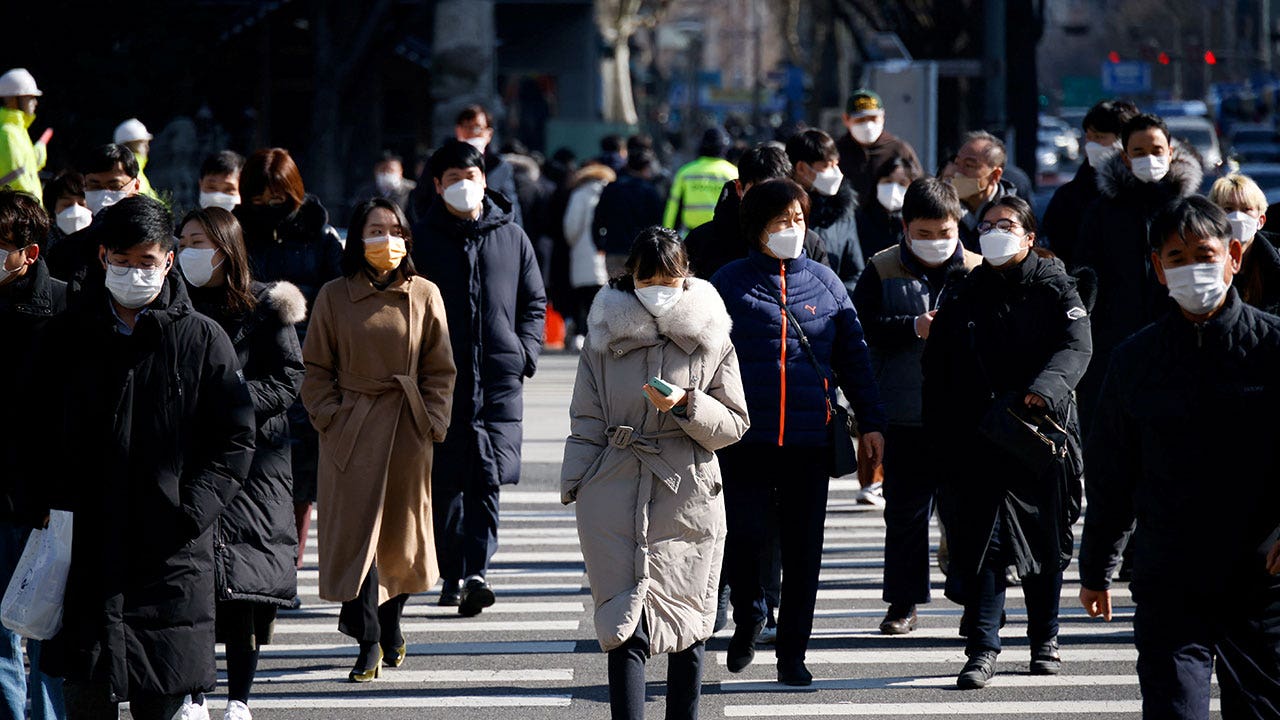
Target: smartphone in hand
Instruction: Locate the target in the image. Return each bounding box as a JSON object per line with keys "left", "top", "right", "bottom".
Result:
{"left": 647, "top": 376, "right": 676, "bottom": 397}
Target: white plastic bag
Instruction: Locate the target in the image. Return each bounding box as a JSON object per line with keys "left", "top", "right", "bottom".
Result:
{"left": 1, "top": 510, "right": 73, "bottom": 640}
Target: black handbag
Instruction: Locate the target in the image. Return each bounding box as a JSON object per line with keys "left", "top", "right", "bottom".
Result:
{"left": 764, "top": 284, "right": 858, "bottom": 478}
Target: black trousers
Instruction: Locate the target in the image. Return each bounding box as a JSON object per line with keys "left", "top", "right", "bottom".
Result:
{"left": 607, "top": 614, "right": 704, "bottom": 720}
{"left": 881, "top": 424, "right": 937, "bottom": 606}
{"left": 433, "top": 431, "right": 502, "bottom": 581}
{"left": 965, "top": 514, "right": 1061, "bottom": 656}
{"left": 62, "top": 682, "right": 183, "bottom": 720}
{"left": 1134, "top": 590, "right": 1280, "bottom": 719}
{"left": 720, "top": 443, "right": 830, "bottom": 664}
{"left": 338, "top": 564, "right": 410, "bottom": 645}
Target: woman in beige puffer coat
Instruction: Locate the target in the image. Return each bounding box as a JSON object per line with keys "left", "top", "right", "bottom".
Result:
{"left": 561, "top": 226, "right": 749, "bottom": 720}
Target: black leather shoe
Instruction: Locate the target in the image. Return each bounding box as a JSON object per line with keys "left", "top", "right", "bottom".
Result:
{"left": 777, "top": 658, "right": 813, "bottom": 686}
{"left": 349, "top": 642, "right": 383, "bottom": 682}
{"left": 438, "top": 578, "right": 461, "bottom": 607}
{"left": 879, "top": 603, "right": 918, "bottom": 635}
{"left": 713, "top": 584, "right": 731, "bottom": 634}
{"left": 726, "top": 621, "right": 763, "bottom": 673}
{"left": 458, "top": 577, "right": 495, "bottom": 617}
{"left": 956, "top": 650, "right": 998, "bottom": 689}
{"left": 1030, "top": 637, "right": 1061, "bottom": 675}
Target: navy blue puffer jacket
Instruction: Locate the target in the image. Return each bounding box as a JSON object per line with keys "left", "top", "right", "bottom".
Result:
{"left": 711, "top": 250, "right": 886, "bottom": 447}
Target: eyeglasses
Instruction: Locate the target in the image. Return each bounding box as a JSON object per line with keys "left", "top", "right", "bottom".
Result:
{"left": 977, "top": 219, "right": 1024, "bottom": 234}
{"left": 106, "top": 260, "right": 168, "bottom": 275}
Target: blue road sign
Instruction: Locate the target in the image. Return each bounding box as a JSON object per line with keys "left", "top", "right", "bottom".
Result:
{"left": 1102, "top": 61, "right": 1152, "bottom": 94}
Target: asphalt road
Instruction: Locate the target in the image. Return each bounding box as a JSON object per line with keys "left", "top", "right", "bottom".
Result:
{"left": 137, "top": 352, "right": 1219, "bottom": 719}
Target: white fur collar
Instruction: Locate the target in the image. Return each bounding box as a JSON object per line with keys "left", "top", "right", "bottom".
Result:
{"left": 587, "top": 277, "right": 731, "bottom": 356}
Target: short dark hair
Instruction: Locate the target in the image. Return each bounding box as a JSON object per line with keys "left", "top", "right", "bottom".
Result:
{"left": 456, "top": 104, "right": 492, "bottom": 129}
{"left": 626, "top": 134, "right": 653, "bottom": 155}
{"left": 740, "top": 178, "right": 810, "bottom": 251}
{"left": 97, "top": 195, "right": 174, "bottom": 253}
{"left": 428, "top": 140, "right": 486, "bottom": 180}
{"left": 0, "top": 190, "right": 50, "bottom": 249}
{"left": 626, "top": 148, "right": 655, "bottom": 173}
{"left": 80, "top": 144, "right": 139, "bottom": 179}
{"left": 600, "top": 134, "right": 624, "bottom": 154}
{"left": 376, "top": 150, "right": 403, "bottom": 166}
{"left": 42, "top": 171, "right": 84, "bottom": 217}
{"left": 1083, "top": 99, "right": 1140, "bottom": 136}
{"left": 1149, "top": 195, "right": 1231, "bottom": 253}
{"left": 1121, "top": 113, "right": 1170, "bottom": 151}
{"left": 611, "top": 226, "right": 689, "bottom": 289}
{"left": 785, "top": 129, "right": 839, "bottom": 167}
{"left": 984, "top": 195, "right": 1038, "bottom": 234}
{"left": 698, "top": 127, "right": 731, "bottom": 159}
{"left": 901, "top": 177, "right": 964, "bottom": 226}
{"left": 738, "top": 144, "right": 793, "bottom": 187}
{"left": 200, "top": 150, "right": 244, "bottom": 179}
{"left": 341, "top": 197, "right": 417, "bottom": 278}
{"left": 875, "top": 155, "right": 915, "bottom": 182}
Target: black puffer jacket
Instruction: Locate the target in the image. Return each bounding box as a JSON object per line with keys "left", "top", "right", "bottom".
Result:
{"left": 37, "top": 274, "right": 256, "bottom": 700}
{"left": 1079, "top": 290, "right": 1280, "bottom": 604}
{"left": 1072, "top": 146, "right": 1202, "bottom": 428}
{"left": 190, "top": 281, "right": 306, "bottom": 606}
{"left": 922, "top": 251, "right": 1092, "bottom": 601}
{"left": 1237, "top": 230, "right": 1280, "bottom": 316}
{"left": 807, "top": 181, "right": 864, "bottom": 293}
{"left": 1040, "top": 161, "right": 1101, "bottom": 267}
{"left": 412, "top": 191, "right": 546, "bottom": 487}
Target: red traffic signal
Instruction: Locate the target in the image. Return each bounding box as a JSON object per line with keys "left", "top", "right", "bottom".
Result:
{"left": 1108, "top": 50, "right": 1121, "bottom": 63}
{"left": 1204, "top": 50, "right": 1217, "bottom": 65}
{"left": 1158, "top": 52, "right": 1171, "bottom": 65}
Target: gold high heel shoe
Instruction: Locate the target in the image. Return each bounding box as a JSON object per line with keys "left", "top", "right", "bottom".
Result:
{"left": 382, "top": 639, "right": 407, "bottom": 668}
{"left": 349, "top": 643, "right": 383, "bottom": 682}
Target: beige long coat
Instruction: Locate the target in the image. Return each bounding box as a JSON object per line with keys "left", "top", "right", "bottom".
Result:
{"left": 561, "top": 278, "right": 749, "bottom": 654}
{"left": 301, "top": 272, "right": 456, "bottom": 603}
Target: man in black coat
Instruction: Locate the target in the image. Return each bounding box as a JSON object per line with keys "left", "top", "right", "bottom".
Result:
{"left": 592, "top": 148, "right": 664, "bottom": 277}
{"left": 1040, "top": 100, "right": 1139, "bottom": 266}
{"left": 684, "top": 143, "right": 828, "bottom": 281}
{"left": 0, "top": 190, "right": 67, "bottom": 718}
{"left": 452, "top": 104, "right": 524, "bottom": 228}
{"left": 1079, "top": 197, "right": 1280, "bottom": 719}
{"left": 788, "top": 129, "right": 864, "bottom": 292}
{"left": 1073, "top": 113, "right": 1203, "bottom": 433}
{"left": 836, "top": 88, "right": 924, "bottom": 211}
{"left": 412, "top": 141, "right": 547, "bottom": 617}
{"left": 35, "top": 196, "right": 256, "bottom": 718}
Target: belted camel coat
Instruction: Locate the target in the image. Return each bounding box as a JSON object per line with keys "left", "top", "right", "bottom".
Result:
{"left": 301, "top": 271, "right": 456, "bottom": 603}
{"left": 561, "top": 278, "right": 750, "bottom": 654}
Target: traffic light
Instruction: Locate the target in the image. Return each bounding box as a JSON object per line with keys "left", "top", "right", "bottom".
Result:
{"left": 1204, "top": 50, "right": 1217, "bottom": 65}
{"left": 1108, "top": 50, "right": 1121, "bottom": 63}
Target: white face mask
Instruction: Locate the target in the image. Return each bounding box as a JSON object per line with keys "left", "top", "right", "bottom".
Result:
{"left": 86, "top": 188, "right": 131, "bottom": 215}
{"left": 179, "top": 247, "right": 223, "bottom": 288}
{"left": 442, "top": 178, "right": 486, "bottom": 214}
{"left": 104, "top": 262, "right": 168, "bottom": 309}
{"left": 56, "top": 203, "right": 92, "bottom": 235}
{"left": 1084, "top": 141, "right": 1120, "bottom": 169}
{"left": 0, "top": 248, "right": 20, "bottom": 285}
{"left": 1163, "top": 260, "right": 1230, "bottom": 315}
{"left": 634, "top": 284, "right": 684, "bottom": 318}
{"left": 198, "top": 191, "right": 240, "bottom": 212}
{"left": 909, "top": 237, "right": 957, "bottom": 266}
{"left": 464, "top": 136, "right": 489, "bottom": 153}
{"left": 811, "top": 166, "right": 844, "bottom": 196}
{"left": 849, "top": 118, "right": 884, "bottom": 145}
{"left": 766, "top": 225, "right": 805, "bottom": 260}
{"left": 979, "top": 229, "right": 1027, "bottom": 266}
{"left": 1129, "top": 154, "right": 1169, "bottom": 183}
{"left": 375, "top": 172, "right": 402, "bottom": 194}
{"left": 877, "top": 182, "right": 906, "bottom": 212}
{"left": 1226, "top": 211, "right": 1259, "bottom": 245}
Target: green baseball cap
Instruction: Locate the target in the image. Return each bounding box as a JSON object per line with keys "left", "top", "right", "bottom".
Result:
{"left": 846, "top": 89, "right": 885, "bottom": 118}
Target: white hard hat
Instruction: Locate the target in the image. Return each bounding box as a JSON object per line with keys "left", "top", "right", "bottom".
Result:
{"left": 114, "top": 118, "right": 153, "bottom": 144}
{"left": 0, "top": 69, "right": 42, "bottom": 98}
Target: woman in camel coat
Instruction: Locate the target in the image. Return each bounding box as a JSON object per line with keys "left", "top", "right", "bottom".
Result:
{"left": 301, "top": 198, "right": 456, "bottom": 681}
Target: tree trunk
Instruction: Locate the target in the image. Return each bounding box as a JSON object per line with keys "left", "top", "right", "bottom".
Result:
{"left": 603, "top": 37, "right": 639, "bottom": 124}
{"left": 308, "top": 2, "right": 344, "bottom": 213}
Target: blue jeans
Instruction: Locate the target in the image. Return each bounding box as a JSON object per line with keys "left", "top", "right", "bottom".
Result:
{"left": 0, "top": 522, "right": 65, "bottom": 720}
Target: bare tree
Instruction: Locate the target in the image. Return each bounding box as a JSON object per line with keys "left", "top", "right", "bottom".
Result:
{"left": 596, "top": 0, "right": 675, "bottom": 124}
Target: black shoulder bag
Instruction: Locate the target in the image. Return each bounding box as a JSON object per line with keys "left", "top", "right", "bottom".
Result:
{"left": 763, "top": 284, "right": 857, "bottom": 477}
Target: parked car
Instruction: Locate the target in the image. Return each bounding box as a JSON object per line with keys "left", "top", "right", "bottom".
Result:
{"left": 1225, "top": 123, "right": 1280, "bottom": 163}
{"left": 1165, "top": 115, "right": 1222, "bottom": 171}
{"left": 1038, "top": 115, "right": 1080, "bottom": 163}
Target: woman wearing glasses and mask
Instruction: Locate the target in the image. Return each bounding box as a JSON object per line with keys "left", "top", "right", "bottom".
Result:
{"left": 922, "top": 195, "right": 1092, "bottom": 689}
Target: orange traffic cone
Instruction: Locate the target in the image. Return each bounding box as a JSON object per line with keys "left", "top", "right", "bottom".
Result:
{"left": 545, "top": 302, "right": 566, "bottom": 350}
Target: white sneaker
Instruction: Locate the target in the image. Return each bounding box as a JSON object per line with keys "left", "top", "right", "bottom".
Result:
{"left": 174, "top": 694, "right": 211, "bottom": 720}
{"left": 222, "top": 700, "right": 252, "bottom": 720}
{"left": 856, "top": 481, "right": 885, "bottom": 507}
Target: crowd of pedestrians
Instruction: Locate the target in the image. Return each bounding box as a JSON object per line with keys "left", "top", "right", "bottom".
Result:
{"left": 0, "top": 62, "right": 1277, "bottom": 720}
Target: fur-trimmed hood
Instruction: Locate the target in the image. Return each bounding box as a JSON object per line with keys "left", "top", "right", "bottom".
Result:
{"left": 587, "top": 277, "right": 731, "bottom": 356}
{"left": 258, "top": 280, "right": 307, "bottom": 325}
{"left": 1095, "top": 142, "right": 1203, "bottom": 201}
{"left": 571, "top": 162, "right": 617, "bottom": 190}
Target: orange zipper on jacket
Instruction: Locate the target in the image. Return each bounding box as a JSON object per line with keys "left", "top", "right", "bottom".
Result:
{"left": 778, "top": 261, "right": 787, "bottom": 446}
